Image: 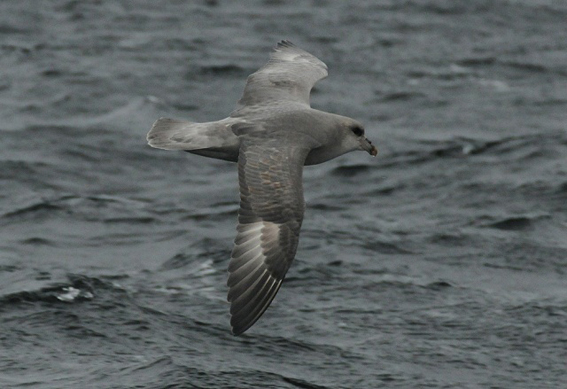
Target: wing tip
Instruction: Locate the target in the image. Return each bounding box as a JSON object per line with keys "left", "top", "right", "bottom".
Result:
{"left": 275, "top": 40, "right": 295, "bottom": 50}
{"left": 271, "top": 40, "right": 328, "bottom": 74}
{"left": 228, "top": 277, "right": 284, "bottom": 336}
{"left": 230, "top": 324, "right": 246, "bottom": 336}
{"left": 230, "top": 311, "right": 255, "bottom": 336}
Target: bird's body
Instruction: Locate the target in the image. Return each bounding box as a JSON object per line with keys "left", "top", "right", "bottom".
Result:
{"left": 147, "top": 41, "right": 376, "bottom": 335}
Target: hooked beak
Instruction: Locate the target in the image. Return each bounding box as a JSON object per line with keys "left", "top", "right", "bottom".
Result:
{"left": 361, "top": 137, "right": 378, "bottom": 157}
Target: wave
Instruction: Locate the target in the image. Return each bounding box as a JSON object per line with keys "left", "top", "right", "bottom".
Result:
{"left": 0, "top": 274, "right": 99, "bottom": 305}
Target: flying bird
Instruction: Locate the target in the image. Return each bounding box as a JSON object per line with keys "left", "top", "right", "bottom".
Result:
{"left": 147, "top": 40, "right": 377, "bottom": 335}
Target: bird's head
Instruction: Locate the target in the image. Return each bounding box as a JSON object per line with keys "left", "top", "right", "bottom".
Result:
{"left": 341, "top": 119, "right": 377, "bottom": 157}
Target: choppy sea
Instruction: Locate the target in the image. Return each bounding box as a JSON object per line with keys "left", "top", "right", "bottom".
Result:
{"left": 1, "top": 1, "right": 566, "bottom": 388}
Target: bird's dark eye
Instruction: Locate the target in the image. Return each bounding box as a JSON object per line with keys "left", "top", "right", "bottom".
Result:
{"left": 352, "top": 127, "right": 364, "bottom": 136}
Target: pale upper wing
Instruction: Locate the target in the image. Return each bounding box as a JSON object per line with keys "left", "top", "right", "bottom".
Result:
{"left": 227, "top": 131, "right": 315, "bottom": 335}
{"left": 233, "top": 40, "right": 328, "bottom": 113}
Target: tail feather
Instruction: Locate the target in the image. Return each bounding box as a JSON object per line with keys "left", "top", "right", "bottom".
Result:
{"left": 147, "top": 117, "right": 239, "bottom": 152}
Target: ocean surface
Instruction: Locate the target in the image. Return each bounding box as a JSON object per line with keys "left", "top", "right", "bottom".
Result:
{"left": 1, "top": 0, "right": 567, "bottom": 388}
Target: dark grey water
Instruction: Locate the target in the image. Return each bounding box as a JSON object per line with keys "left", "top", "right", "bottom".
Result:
{"left": 1, "top": 0, "right": 567, "bottom": 388}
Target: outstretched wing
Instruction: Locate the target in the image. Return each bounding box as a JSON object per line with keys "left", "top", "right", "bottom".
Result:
{"left": 227, "top": 132, "right": 314, "bottom": 335}
{"left": 234, "top": 40, "right": 328, "bottom": 112}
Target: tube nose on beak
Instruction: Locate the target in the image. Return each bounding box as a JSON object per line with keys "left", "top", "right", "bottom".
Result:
{"left": 362, "top": 137, "right": 378, "bottom": 157}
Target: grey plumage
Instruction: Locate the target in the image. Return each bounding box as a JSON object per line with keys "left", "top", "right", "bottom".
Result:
{"left": 233, "top": 40, "right": 328, "bottom": 114}
{"left": 147, "top": 40, "right": 377, "bottom": 335}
